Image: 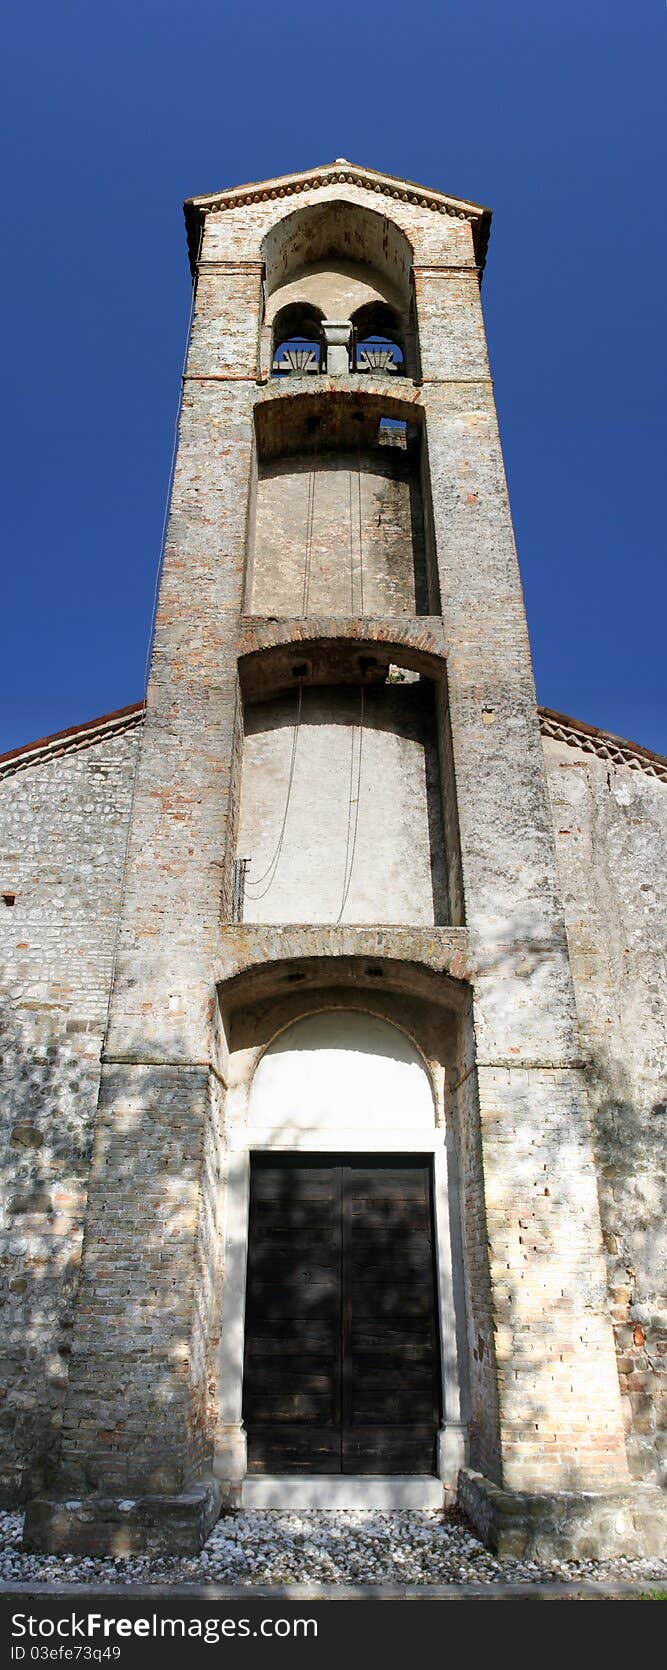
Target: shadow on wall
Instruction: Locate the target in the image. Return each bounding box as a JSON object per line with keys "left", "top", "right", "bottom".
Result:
{"left": 3, "top": 986, "right": 660, "bottom": 1513}
{"left": 0, "top": 996, "right": 101, "bottom": 1501}
{"left": 0, "top": 1004, "right": 224, "bottom": 1506}
{"left": 587, "top": 1042, "right": 666, "bottom": 1486}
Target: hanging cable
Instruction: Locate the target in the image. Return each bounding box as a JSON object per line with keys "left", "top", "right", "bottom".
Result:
{"left": 246, "top": 418, "right": 319, "bottom": 901}
{"left": 336, "top": 682, "right": 365, "bottom": 924}
{"left": 356, "top": 431, "right": 364, "bottom": 617}
{"left": 301, "top": 423, "right": 319, "bottom": 616}
{"left": 348, "top": 465, "right": 355, "bottom": 613}
{"left": 244, "top": 681, "right": 303, "bottom": 900}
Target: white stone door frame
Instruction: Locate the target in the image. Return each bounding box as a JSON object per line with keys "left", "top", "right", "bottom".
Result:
{"left": 214, "top": 1127, "right": 469, "bottom": 1504}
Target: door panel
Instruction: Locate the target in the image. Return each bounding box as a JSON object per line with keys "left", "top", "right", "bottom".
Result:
{"left": 243, "top": 1155, "right": 441, "bottom": 1475}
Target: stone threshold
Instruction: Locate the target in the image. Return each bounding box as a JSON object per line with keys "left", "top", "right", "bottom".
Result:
{"left": 241, "top": 1475, "right": 444, "bottom": 1510}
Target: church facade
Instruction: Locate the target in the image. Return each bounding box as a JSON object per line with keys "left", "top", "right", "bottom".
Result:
{"left": 1, "top": 161, "right": 665, "bottom": 1558}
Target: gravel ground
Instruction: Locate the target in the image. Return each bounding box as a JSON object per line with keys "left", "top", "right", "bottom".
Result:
{"left": 1, "top": 1509, "right": 666, "bottom": 1589}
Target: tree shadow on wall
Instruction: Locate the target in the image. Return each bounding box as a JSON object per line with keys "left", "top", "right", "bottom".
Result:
{"left": 0, "top": 1001, "right": 227, "bottom": 1505}
{"left": 585, "top": 1042, "right": 666, "bottom": 1483}
{"left": 0, "top": 994, "right": 101, "bottom": 1501}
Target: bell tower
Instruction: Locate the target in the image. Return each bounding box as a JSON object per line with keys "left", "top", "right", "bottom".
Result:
{"left": 25, "top": 161, "right": 638, "bottom": 1557}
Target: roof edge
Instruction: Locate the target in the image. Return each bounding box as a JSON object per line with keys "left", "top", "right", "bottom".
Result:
{"left": 1, "top": 699, "right": 665, "bottom": 786}
{"left": 539, "top": 706, "right": 667, "bottom": 782}
{"left": 0, "top": 701, "right": 144, "bottom": 780}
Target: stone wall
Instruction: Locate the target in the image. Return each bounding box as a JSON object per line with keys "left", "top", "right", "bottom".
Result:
{"left": 0, "top": 710, "right": 665, "bottom": 1503}
{"left": 543, "top": 733, "right": 667, "bottom": 1489}
{"left": 0, "top": 721, "right": 139, "bottom": 1500}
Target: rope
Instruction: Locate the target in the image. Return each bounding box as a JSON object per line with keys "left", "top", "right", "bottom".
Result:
{"left": 102, "top": 223, "right": 203, "bottom": 1050}
{"left": 247, "top": 421, "right": 318, "bottom": 901}
{"left": 348, "top": 466, "right": 355, "bottom": 613}
{"left": 301, "top": 426, "right": 319, "bottom": 616}
{"left": 336, "top": 682, "right": 365, "bottom": 924}
{"left": 244, "top": 682, "right": 303, "bottom": 899}
{"left": 356, "top": 433, "right": 364, "bottom": 617}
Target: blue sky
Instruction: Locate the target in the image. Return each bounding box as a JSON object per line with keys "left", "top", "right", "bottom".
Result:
{"left": 1, "top": 0, "right": 665, "bottom": 753}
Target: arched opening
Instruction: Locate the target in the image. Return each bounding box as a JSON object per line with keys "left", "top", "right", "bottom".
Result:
{"left": 242, "top": 1010, "right": 443, "bottom": 1477}
{"left": 262, "top": 199, "right": 414, "bottom": 301}
{"left": 272, "top": 302, "right": 324, "bottom": 377}
{"left": 260, "top": 199, "right": 419, "bottom": 381}
{"left": 352, "top": 301, "right": 404, "bottom": 374}
{"left": 215, "top": 971, "right": 476, "bottom": 1499}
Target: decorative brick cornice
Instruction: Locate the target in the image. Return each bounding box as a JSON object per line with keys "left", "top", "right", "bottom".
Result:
{"left": 184, "top": 159, "right": 492, "bottom": 276}
{"left": 2, "top": 697, "right": 665, "bottom": 787}
{"left": 539, "top": 706, "right": 667, "bottom": 783}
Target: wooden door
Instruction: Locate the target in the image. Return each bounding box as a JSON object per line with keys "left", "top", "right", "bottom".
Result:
{"left": 243, "top": 1156, "right": 441, "bottom": 1475}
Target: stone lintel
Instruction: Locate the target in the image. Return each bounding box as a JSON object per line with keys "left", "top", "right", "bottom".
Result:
{"left": 458, "top": 1469, "right": 667, "bottom": 1561}
{"left": 23, "top": 1482, "right": 223, "bottom": 1558}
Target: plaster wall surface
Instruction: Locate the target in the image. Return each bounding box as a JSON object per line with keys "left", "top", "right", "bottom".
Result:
{"left": 544, "top": 735, "right": 667, "bottom": 1488}
{"left": 237, "top": 683, "right": 447, "bottom": 925}
{"left": 267, "top": 261, "right": 402, "bottom": 325}
{"left": 0, "top": 726, "right": 139, "bottom": 1499}
{"left": 251, "top": 446, "right": 427, "bottom": 617}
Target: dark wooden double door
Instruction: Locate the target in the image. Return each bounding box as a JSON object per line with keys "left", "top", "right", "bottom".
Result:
{"left": 243, "top": 1156, "right": 441, "bottom": 1474}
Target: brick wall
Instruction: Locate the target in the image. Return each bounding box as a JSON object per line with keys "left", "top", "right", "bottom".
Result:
{"left": 0, "top": 724, "right": 139, "bottom": 1499}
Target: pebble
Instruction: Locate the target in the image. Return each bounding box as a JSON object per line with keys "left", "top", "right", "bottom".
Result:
{"left": 0, "top": 1508, "right": 665, "bottom": 1589}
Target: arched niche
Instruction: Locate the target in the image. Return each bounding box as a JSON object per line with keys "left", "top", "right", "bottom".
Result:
{"left": 247, "top": 1009, "right": 435, "bottom": 1144}
{"left": 260, "top": 201, "right": 419, "bottom": 383}
{"left": 248, "top": 389, "right": 437, "bottom": 620}
{"left": 262, "top": 199, "right": 414, "bottom": 302}
{"left": 237, "top": 673, "right": 449, "bottom": 927}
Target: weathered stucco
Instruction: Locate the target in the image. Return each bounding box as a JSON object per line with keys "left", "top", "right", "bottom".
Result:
{"left": 237, "top": 681, "right": 447, "bottom": 925}
{"left": 544, "top": 734, "right": 667, "bottom": 1488}
{"left": 251, "top": 443, "right": 428, "bottom": 617}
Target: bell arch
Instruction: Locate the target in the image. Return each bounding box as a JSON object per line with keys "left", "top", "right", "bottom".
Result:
{"left": 260, "top": 199, "right": 419, "bottom": 383}
{"left": 271, "top": 301, "right": 324, "bottom": 376}
{"left": 352, "top": 300, "right": 405, "bottom": 373}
